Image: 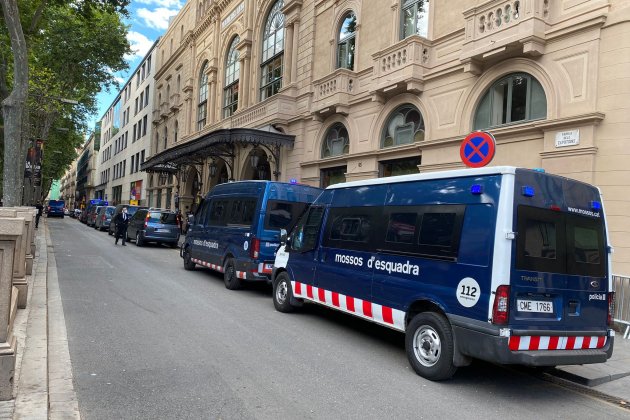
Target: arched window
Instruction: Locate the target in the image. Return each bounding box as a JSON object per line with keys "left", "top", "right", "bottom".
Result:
{"left": 197, "top": 61, "right": 208, "bottom": 130}
{"left": 166, "top": 84, "right": 170, "bottom": 103}
{"left": 260, "top": 0, "right": 284, "bottom": 100}
{"left": 474, "top": 73, "right": 546, "bottom": 130}
{"left": 224, "top": 36, "right": 240, "bottom": 118}
{"left": 322, "top": 123, "right": 349, "bottom": 158}
{"left": 381, "top": 105, "right": 425, "bottom": 148}
{"left": 177, "top": 74, "right": 181, "bottom": 92}
{"left": 401, "top": 0, "right": 430, "bottom": 39}
{"left": 174, "top": 120, "right": 178, "bottom": 143}
{"left": 337, "top": 12, "right": 357, "bottom": 70}
{"left": 163, "top": 127, "right": 168, "bottom": 150}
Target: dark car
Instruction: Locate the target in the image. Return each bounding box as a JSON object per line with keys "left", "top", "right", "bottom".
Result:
{"left": 95, "top": 206, "right": 115, "bottom": 231}
{"left": 108, "top": 205, "right": 147, "bottom": 236}
{"left": 128, "top": 209, "right": 179, "bottom": 247}
{"left": 47, "top": 200, "right": 65, "bottom": 218}
{"left": 86, "top": 206, "right": 103, "bottom": 227}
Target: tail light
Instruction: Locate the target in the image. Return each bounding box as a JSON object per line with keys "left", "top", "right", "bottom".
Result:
{"left": 102, "top": 215, "right": 106, "bottom": 221}
{"left": 250, "top": 238, "right": 260, "bottom": 259}
{"left": 144, "top": 214, "right": 150, "bottom": 229}
{"left": 492, "top": 285, "right": 510, "bottom": 325}
{"left": 608, "top": 292, "right": 615, "bottom": 326}
{"left": 47, "top": 206, "right": 51, "bottom": 212}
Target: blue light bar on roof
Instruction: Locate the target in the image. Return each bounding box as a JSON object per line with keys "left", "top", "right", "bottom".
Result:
{"left": 522, "top": 186, "right": 535, "bottom": 197}
{"left": 591, "top": 201, "right": 602, "bottom": 211}
{"left": 470, "top": 184, "right": 483, "bottom": 195}
{"left": 532, "top": 168, "right": 546, "bottom": 173}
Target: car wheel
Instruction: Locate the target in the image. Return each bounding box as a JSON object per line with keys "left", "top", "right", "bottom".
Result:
{"left": 183, "top": 247, "right": 195, "bottom": 271}
{"left": 135, "top": 231, "right": 144, "bottom": 247}
{"left": 405, "top": 312, "right": 457, "bottom": 381}
{"left": 273, "top": 272, "right": 299, "bottom": 313}
{"left": 223, "top": 258, "right": 242, "bottom": 290}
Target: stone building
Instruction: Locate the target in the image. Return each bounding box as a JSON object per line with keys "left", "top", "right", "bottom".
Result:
{"left": 142, "top": 0, "right": 630, "bottom": 273}
{"left": 59, "top": 159, "right": 78, "bottom": 210}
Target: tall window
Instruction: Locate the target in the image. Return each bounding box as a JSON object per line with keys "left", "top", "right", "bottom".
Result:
{"left": 321, "top": 123, "right": 349, "bottom": 158}
{"left": 163, "top": 127, "right": 168, "bottom": 150}
{"left": 474, "top": 73, "right": 547, "bottom": 130}
{"left": 337, "top": 12, "right": 357, "bottom": 70}
{"left": 174, "top": 120, "right": 178, "bottom": 143}
{"left": 197, "top": 61, "right": 209, "bottom": 130}
{"left": 382, "top": 105, "right": 425, "bottom": 148}
{"left": 224, "top": 36, "right": 240, "bottom": 118}
{"left": 401, "top": 0, "right": 430, "bottom": 39}
{"left": 260, "top": 0, "right": 284, "bottom": 100}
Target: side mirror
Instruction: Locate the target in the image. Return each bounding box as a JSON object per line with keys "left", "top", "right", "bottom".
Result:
{"left": 280, "top": 229, "right": 288, "bottom": 245}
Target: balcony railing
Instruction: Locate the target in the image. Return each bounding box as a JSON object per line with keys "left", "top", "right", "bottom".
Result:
{"left": 371, "top": 35, "right": 430, "bottom": 97}
{"left": 312, "top": 69, "right": 355, "bottom": 117}
{"left": 460, "top": 0, "right": 550, "bottom": 72}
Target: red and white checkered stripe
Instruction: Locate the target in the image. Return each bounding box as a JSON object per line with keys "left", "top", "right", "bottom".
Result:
{"left": 191, "top": 258, "right": 224, "bottom": 273}
{"left": 508, "top": 335, "right": 607, "bottom": 351}
{"left": 236, "top": 271, "right": 247, "bottom": 279}
{"left": 291, "top": 281, "right": 405, "bottom": 331}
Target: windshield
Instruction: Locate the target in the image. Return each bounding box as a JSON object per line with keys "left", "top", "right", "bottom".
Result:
{"left": 264, "top": 200, "right": 309, "bottom": 231}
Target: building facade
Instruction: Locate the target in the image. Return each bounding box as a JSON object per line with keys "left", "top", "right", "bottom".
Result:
{"left": 75, "top": 134, "right": 98, "bottom": 208}
{"left": 59, "top": 159, "right": 78, "bottom": 209}
{"left": 97, "top": 42, "right": 158, "bottom": 206}
{"left": 142, "top": 0, "right": 630, "bottom": 273}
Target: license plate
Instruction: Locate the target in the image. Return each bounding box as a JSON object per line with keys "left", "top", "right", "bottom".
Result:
{"left": 155, "top": 228, "right": 170, "bottom": 233}
{"left": 264, "top": 263, "right": 274, "bottom": 271}
{"left": 517, "top": 299, "right": 553, "bottom": 313}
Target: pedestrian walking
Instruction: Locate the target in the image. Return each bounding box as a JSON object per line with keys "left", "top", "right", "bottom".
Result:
{"left": 35, "top": 201, "right": 43, "bottom": 228}
{"left": 113, "top": 206, "right": 130, "bottom": 246}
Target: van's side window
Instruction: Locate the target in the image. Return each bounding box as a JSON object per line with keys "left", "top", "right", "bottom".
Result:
{"left": 265, "top": 200, "right": 309, "bottom": 230}
{"left": 227, "top": 198, "right": 257, "bottom": 226}
{"left": 197, "top": 201, "right": 211, "bottom": 226}
{"left": 208, "top": 199, "right": 229, "bottom": 226}
{"left": 386, "top": 212, "right": 417, "bottom": 244}
{"left": 291, "top": 206, "right": 324, "bottom": 253}
{"left": 323, "top": 207, "right": 377, "bottom": 251}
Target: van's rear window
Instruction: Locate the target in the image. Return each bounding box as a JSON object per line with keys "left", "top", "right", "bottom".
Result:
{"left": 264, "top": 201, "right": 309, "bottom": 230}
{"left": 516, "top": 205, "right": 606, "bottom": 277}
{"left": 149, "top": 212, "right": 177, "bottom": 225}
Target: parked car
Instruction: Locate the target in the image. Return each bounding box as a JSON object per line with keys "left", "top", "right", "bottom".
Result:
{"left": 86, "top": 206, "right": 103, "bottom": 227}
{"left": 94, "top": 206, "right": 115, "bottom": 231}
{"left": 108, "top": 205, "right": 147, "bottom": 236}
{"left": 128, "top": 209, "right": 179, "bottom": 247}
{"left": 46, "top": 200, "right": 65, "bottom": 218}
{"left": 63, "top": 207, "right": 70, "bottom": 216}
{"left": 79, "top": 209, "right": 89, "bottom": 223}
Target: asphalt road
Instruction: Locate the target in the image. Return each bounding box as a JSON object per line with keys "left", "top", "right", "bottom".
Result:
{"left": 48, "top": 217, "right": 628, "bottom": 419}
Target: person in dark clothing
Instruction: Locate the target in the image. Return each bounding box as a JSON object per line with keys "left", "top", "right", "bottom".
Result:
{"left": 113, "top": 206, "right": 130, "bottom": 246}
{"left": 35, "top": 202, "right": 43, "bottom": 228}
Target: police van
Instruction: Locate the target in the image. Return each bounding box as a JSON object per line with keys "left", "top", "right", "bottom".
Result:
{"left": 181, "top": 181, "right": 321, "bottom": 289}
{"left": 272, "top": 166, "right": 614, "bottom": 380}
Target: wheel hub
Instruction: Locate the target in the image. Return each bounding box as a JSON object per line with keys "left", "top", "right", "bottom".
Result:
{"left": 276, "top": 281, "right": 288, "bottom": 304}
{"left": 413, "top": 326, "right": 441, "bottom": 367}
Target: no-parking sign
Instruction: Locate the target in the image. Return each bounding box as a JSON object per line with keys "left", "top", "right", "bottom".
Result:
{"left": 460, "top": 131, "right": 496, "bottom": 168}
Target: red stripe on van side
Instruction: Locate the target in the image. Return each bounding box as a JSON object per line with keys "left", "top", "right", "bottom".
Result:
{"left": 508, "top": 337, "right": 520, "bottom": 351}
{"left": 581, "top": 336, "right": 591, "bottom": 349}
{"left": 307, "top": 284, "right": 313, "bottom": 299}
{"left": 529, "top": 336, "right": 540, "bottom": 350}
{"left": 346, "top": 296, "right": 355, "bottom": 312}
{"left": 566, "top": 336, "right": 576, "bottom": 350}
{"left": 548, "top": 336, "right": 559, "bottom": 350}
{"left": 363, "top": 301, "right": 372, "bottom": 318}
{"left": 382, "top": 306, "right": 393, "bottom": 324}
{"left": 332, "top": 292, "right": 340, "bottom": 307}
{"left": 597, "top": 336, "right": 606, "bottom": 348}
{"left": 318, "top": 288, "right": 326, "bottom": 303}
{"left": 294, "top": 282, "right": 302, "bottom": 295}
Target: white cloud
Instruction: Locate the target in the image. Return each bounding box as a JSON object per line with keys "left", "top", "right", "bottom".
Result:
{"left": 135, "top": 0, "right": 183, "bottom": 8}
{"left": 115, "top": 76, "right": 126, "bottom": 86}
{"left": 126, "top": 31, "right": 154, "bottom": 59}
{"left": 137, "top": 7, "right": 180, "bottom": 30}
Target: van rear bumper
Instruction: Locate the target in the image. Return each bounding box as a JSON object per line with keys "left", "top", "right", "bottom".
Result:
{"left": 453, "top": 325, "right": 614, "bottom": 366}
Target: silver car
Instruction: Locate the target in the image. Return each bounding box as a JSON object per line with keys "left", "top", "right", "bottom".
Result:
{"left": 94, "top": 206, "right": 116, "bottom": 231}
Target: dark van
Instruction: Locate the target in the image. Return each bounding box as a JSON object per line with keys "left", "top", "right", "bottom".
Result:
{"left": 47, "top": 200, "right": 65, "bottom": 218}
{"left": 181, "top": 181, "right": 322, "bottom": 290}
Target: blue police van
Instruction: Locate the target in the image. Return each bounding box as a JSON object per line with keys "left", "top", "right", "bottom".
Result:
{"left": 272, "top": 166, "right": 614, "bottom": 380}
{"left": 181, "top": 181, "right": 322, "bottom": 289}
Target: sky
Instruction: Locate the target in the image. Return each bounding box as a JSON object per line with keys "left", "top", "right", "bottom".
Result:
{"left": 88, "top": 0, "right": 185, "bottom": 130}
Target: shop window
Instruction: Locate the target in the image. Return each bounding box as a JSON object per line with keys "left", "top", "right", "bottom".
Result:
{"left": 401, "top": 0, "right": 430, "bottom": 39}
{"left": 337, "top": 12, "right": 356, "bottom": 70}
{"left": 381, "top": 105, "right": 425, "bottom": 148}
{"left": 321, "top": 123, "right": 349, "bottom": 158}
{"left": 380, "top": 157, "right": 420, "bottom": 177}
{"left": 320, "top": 166, "right": 347, "bottom": 188}
{"left": 260, "top": 0, "right": 284, "bottom": 100}
{"left": 474, "top": 73, "right": 546, "bottom": 130}
{"left": 224, "top": 36, "right": 240, "bottom": 118}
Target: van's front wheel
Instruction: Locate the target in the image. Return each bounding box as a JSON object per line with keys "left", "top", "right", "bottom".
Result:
{"left": 273, "top": 272, "right": 297, "bottom": 313}
{"left": 183, "top": 247, "right": 195, "bottom": 271}
{"left": 405, "top": 312, "right": 457, "bottom": 381}
{"left": 223, "top": 259, "right": 242, "bottom": 290}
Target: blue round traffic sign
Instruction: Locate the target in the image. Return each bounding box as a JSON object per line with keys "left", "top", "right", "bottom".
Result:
{"left": 460, "top": 131, "right": 496, "bottom": 168}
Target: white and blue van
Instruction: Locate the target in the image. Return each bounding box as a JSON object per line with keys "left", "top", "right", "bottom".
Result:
{"left": 182, "top": 181, "right": 321, "bottom": 289}
{"left": 272, "top": 166, "right": 615, "bottom": 380}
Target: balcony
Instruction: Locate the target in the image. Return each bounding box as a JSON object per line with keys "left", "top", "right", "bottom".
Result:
{"left": 160, "top": 101, "right": 170, "bottom": 118}
{"left": 460, "top": 0, "right": 550, "bottom": 73}
{"left": 170, "top": 93, "right": 181, "bottom": 112}
{"left": 311, "top": 69, "right": 355, "bottom": 119}
{"left": 371, "top": 35, "right": 430, "bottom": 100}
{"left": 152, "top": 109, "right": 161, "bottom": 124}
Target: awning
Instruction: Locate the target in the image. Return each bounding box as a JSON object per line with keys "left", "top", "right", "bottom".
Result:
{"left": 140, "top": 127, "right": 294, "bottom": 173}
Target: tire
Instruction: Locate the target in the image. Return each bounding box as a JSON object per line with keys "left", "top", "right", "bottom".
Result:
{"left": 405, "top": 312, "right": 457, "bottom": 381}
{"left": 183, "top": 247, "right": 195, "bottom": 270}
{"left": 135, "top": 231, "right": 144, "bottom": 247}
{"left": 272, "top": 272, "right": 297, "bottom": 313}
{"left": 223, "top": 258, "right": 242, "bottom": 290}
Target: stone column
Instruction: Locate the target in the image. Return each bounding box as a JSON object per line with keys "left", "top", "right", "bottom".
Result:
{"left": 237, "top": 39, "right": 252, "bottom": 109}
{"left": 0, "top": 210, "right": 28, "bottom": 308}
{"left": 16, "top": 208, "right": 35, "bottom": 276}
{"left": 284, "top": 22, "right": 295, "bottom": 86}
{"left": 207, "top": 67, "right": 218, "bottom": 125}
{"left": 0, "top": 217, "right": 25, "bottom": 400}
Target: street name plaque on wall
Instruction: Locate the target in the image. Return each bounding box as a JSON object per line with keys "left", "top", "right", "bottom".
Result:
{"left": 555, "top": 129, "right": 580, "bottom": 148}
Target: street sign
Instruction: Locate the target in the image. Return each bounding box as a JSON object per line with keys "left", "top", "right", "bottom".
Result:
{"left": 460, "top": 131, "right": 496, "bottom": 168}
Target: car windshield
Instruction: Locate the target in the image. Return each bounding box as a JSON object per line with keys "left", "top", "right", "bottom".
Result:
{"left": 148, "top": 212, "right": 177, "bottom": 224}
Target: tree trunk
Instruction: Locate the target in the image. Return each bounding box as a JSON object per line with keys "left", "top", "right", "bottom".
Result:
{"left": 1, "top": 0, "right": 29, "bottom": 206}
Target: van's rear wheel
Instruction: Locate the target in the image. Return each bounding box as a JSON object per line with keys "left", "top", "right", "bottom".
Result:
{"left": 405, "top": 312, "right": 457, "bottom": 381}
{"left": 183, "top": 247, "right": 195, "bottom": 271}
{"left": 223, "top": 259, "right": 242, "bottom": 290}
{"left": 273, "top": 272, "right": 297, "bottom": 313}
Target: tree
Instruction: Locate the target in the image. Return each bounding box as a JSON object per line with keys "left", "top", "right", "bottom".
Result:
{"left": 0, "top": 0, "right": 129, "bottom": 206}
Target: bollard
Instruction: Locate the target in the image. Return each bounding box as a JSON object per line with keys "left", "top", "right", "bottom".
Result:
{"left": 0, "top": 210, "right": 29, "bottom": 308}
{"left": 0, "top": 217, "right": 25, "bottom": 400}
